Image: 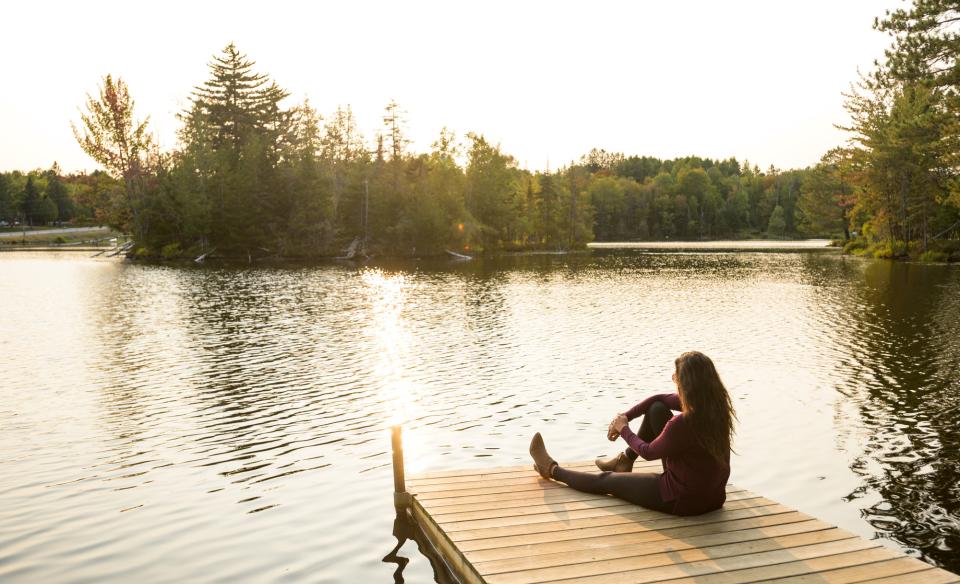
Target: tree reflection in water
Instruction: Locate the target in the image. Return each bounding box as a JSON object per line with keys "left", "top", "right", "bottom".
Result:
{"left": 828, "top": 260, "right": 960, "bottom": 567}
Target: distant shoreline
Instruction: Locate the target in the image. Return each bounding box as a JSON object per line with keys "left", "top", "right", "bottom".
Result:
{"left": 589, "top": 239, "right": 834, "bottom": 250}
{"left": 0, "top": 226, "right": 112, "bottom": 239}
{"left": 0, "top": 240, "right": 841, "bottom": 262}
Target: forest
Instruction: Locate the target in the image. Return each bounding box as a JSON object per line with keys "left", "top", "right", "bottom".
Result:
{"left": 1, "top": 0, "right": 957, "bottom": 260}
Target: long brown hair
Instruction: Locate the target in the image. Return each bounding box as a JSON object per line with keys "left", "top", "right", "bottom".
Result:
{"left": 675, "top": 351, "right": 736, "bottom": 462}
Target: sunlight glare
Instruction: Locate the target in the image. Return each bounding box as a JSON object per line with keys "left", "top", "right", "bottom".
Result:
{"left": 361, "top": 268, "right": 422, "bottom": 433}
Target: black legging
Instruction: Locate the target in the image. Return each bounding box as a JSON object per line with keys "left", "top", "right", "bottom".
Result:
{"left": 552, "top": 400, "right": 675, "bottom": 513}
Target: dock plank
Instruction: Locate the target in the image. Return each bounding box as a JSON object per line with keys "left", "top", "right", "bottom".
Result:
{"left": 431, "top": 489, "right": 752, "bottom": 523}
{"left": 470, "top": 522, "right": 848, "bottom": 575}
{"left": 447, "top": 497, "right": 779, "bottom": 542}
{"left": 463, "top": 514, "right": 819, "bottom": 561}
{"left": 481, "top": 533, "right": 873, "bottom": 584}
{"left": 403, "top": 461, "right": 956, "bottom": 584}
{"left": 761, "top": 556, "right": 944, "bottom": 583}
{"left": 863, "top": 569, "right": 960, "bottom": 583}
{"left": 498, "top": 539, "right": 884, "bottom": 584}
{"left": 456, "top": 504, "right": 797, "bottom": 552}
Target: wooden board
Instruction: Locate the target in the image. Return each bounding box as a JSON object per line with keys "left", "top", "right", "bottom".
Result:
{"left": 404, "top": 460, "right": 959, "bottom": 584}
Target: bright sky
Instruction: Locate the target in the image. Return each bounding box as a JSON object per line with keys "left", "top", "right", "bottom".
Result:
{"left": 1, "top": 0, "right": 899, "bottom": 174}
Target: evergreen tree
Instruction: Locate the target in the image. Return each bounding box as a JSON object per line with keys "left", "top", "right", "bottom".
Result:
{"left": 321, "top": 105, "right": 367, "bottom": 235}
{"left": 589, "top": 176, "right": 627, "bottom": 240}
{"left": 875, "top": 1, "right": 960, "bottom": 90}
{"left": 46, "top": 164, "right": 74, "bottom": 223}
{"left": 465, "top": 133, "right": 520, "bottom": 249}
{"left": 843, "top": 81, "right": 951, "bottom": 248}
{"left": 767, "top": 205, "right": 787, "bottom": 237}
{"left": 187, "top": 43, "right": 290, "bottom": 156}
{"left": 536, "top": 172, "right": 562, "bottom": 245}
{"left": 0, "top": 174, "right": 13, "bottom": 223}
{"left": 799, "top": 148, "right": 854, "bottom": 238}
{"left": 382, "top": 100, "right": 409, "bottom": 162}
{"left": 561, "top": 166, "right": 594, "bottom": 248}
{"left": 427, "top": 128, "right": 468, "bottom": 242}
{"left": 22, "top": 177, "right": 40, "bottom": 226}
{"left": 35, "top": 196, "right": 58, "bottom": 225}
{"left": 282, "top": 100, "right": 333, "bottom": 254}
{"left": 723, "top": 189, "right": 750, "bottom": 235}
{"left": 321, "top": 105, "right": 366, "bottom": 164}
{"left": 180, "top": 43, "right": 294, "bottom": 252}
{"left": 380, "top": 100, "right": 411, "bottom": 240}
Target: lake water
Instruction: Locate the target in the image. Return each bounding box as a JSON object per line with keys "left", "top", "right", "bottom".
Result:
{"left": 1, "top": 248, "right": 958, "bottom": 582}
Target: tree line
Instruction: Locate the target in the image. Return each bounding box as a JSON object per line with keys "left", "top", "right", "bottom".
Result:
{"left": 5, "top": 0, "right": 958, "bottom": 260}
{"left": 57, "top": 43, "right": 866, "bottom": 259}
{"left": 0, "top": 166, "right": 128, "bottom": 229}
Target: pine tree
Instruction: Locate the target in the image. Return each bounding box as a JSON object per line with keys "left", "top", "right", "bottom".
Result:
{"left": 0, "top": 174, "right": 13, "bottom": 223}
{"left": 187, "top": 43, "right": 291, "bottom": 157}
{"left": 46, "top": 164, "right": 74, "bottom": 223}
{"left": 842, "top": 81, "right": 949, "bottom": 247}
{"left": 868, "top": 1, "right": 960, "bottom": 235}
{"left": 321, "top": 105, "right": 366, "bottom": 164}
{"left": 382, "top": 100, "right": 409, "bottom": 162}
{"left": 875, "top": 1, "right": 960, "bottom": 90}
{"left": 180, "top": 43, "right": 295, "bottom": 252}
{"left": 537, "top": 172, "right": 560, "bottom": 245}
{"left": 21, "top": 177, "right": 40, "bottom": 226}
{"left": 799, "top": 148, "right": 854, "bottom": 239}
{"left": 321, "top": 105, "right": 368, "bottom": 240}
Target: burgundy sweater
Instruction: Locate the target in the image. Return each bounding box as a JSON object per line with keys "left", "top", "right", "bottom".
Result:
{"left": 619, "top": 392, "right": 729, "bottom": 515}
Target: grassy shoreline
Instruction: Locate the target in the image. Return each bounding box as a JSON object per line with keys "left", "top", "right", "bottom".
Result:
{"left": 842, "top": 238, "right": 960, "bottom": 263}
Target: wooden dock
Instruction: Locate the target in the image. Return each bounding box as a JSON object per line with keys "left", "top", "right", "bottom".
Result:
{"left": 393, "top": 451, "right": 958, "bottom": 583}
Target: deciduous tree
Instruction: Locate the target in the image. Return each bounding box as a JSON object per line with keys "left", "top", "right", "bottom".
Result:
{"left": 72, "top": 74, "right": 153, "bottom": 236}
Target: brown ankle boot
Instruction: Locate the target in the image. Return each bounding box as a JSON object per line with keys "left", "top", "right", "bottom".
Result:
{"left": 529, "top": 432, "right": 557, "bottom": 480}
{"left": 595, "top": 452, "right": 634, "bottom": 473}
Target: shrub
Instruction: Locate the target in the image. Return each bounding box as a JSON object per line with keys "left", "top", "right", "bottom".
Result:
{"left": 918, "top": 250, "right": 949, "bottom": 263}
{"left": 843, "top": 239, "right": 868, "bottom": 254}
{"left": 871, "top": 241, "right": 908, "bottom": 259}
{"left": 54, "top": 236, "right": 66, "bottom": 244}
{"left": 160, "top": 242, "right": 182, "bottom": 259}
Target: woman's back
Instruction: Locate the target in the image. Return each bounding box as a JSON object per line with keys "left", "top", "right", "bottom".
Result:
{"left": 654, "top": 412, "right": 730, "bottom": 515}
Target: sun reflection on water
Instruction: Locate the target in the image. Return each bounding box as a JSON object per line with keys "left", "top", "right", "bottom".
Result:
{"left": 361, "top": 268, "right": 427, "bottom": 473}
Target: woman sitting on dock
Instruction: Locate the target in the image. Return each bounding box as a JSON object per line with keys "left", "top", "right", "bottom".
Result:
{"left": 529, "top": 351, "right": 736, "bottom": 516}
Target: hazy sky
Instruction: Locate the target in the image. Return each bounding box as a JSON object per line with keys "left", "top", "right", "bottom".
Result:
{"left": 1, "top": 1, "right": 899, "bottom": 174}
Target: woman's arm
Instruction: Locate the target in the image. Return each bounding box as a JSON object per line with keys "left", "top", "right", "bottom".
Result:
{"left": 623, "top": 393, "right": 682, "bottom": 421}
{"left": 619, "top": 417, "right": 678, "bottom": 461}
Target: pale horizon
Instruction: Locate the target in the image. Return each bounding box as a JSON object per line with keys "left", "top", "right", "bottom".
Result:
{"left": 2, "top": 0, "right": 898, "bottom": 175}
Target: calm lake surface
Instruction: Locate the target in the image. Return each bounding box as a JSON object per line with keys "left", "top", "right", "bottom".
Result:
{"left": 1, "top": 247, "right": 958, "bottom": 582}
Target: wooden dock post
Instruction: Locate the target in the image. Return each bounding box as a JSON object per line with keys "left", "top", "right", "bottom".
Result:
{"left": 391, "top": 425, "right": 410, "bottom": 509}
